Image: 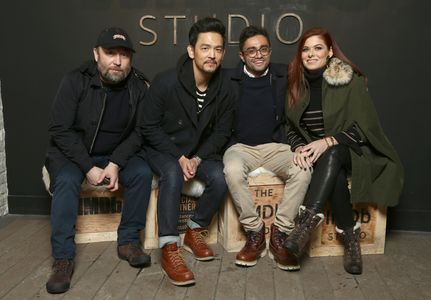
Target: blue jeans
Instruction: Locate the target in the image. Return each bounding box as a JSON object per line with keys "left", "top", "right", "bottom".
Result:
{"left": 50, "top": 156, "right": 153, "bottom": 259}
{"left": 146, "top": 151, "right": 227, "bottom": 247}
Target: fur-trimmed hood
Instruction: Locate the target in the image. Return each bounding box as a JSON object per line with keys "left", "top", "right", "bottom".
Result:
{"left": 323, "top": 57, "right": 353, "bottom": 86}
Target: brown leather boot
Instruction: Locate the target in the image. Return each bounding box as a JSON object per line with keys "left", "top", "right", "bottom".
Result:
{"left": 269, "top": 224, "right": 300, "bottom": 271}
{"left": 235, "top": 223, "right": 266, "bottom": 267}
{"left": 118, "top": 243, "right": 151, "bottom": 268}
{"left": 284, "top": 206, "right": 324, "bottom": 257}
{"left": 161, "top": 243, "right": 195, "bottom": 286}
{"left": 46, "top": 259, "right": 74, "bottom": 294}
{"left": 183, "top": 227, "right": 215, "bottom": 261}
{"left": 336, "top": 222, "right": 363, "bottom": 275}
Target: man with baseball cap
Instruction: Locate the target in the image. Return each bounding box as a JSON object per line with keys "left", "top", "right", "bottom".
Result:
{"left": 45, "top": 27, "right": 152, "bottom": 294}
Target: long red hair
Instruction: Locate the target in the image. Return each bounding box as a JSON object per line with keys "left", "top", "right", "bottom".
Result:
{"left": 288, "top": 27, "right": 366, "bottom": 107}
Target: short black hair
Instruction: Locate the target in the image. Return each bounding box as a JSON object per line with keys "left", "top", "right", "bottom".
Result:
{"left": 189, "top": 17, "right": 226, "bottom": 47}
{"left": 239, "top": 25, "right": 270, "bottom": 51}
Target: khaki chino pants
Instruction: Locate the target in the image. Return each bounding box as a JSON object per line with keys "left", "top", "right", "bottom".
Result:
{"left": 223, "top": 143, "right": 311, "bottom": 233}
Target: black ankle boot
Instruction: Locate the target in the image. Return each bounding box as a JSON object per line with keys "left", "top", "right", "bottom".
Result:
{"left": 336, "top": 222, "right": 363, "bottom": 275}
{"left": 284, "top": 206, "right": 324, "bottom": 257}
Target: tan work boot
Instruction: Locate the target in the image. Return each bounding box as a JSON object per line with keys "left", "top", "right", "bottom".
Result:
{"left": 183, "top": 227, "right": 215, "bottom": 261}
{"left": 161, "top": 243, "right": 195, "bottom": 286}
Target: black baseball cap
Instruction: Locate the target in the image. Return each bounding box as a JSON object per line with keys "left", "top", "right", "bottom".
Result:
{"left": 95, "top": 27, "right": 135, "bottom": 52}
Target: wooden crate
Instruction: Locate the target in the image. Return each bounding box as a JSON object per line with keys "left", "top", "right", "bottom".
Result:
{"left": 307, "top": 203, "right": 387, "bottom": 257}
{"left": 218, "top": 173, "right": 284, "bottom": 252}
{"left": 75, "top": 189, "right": 218, "bottom": 248}
{"left": 143, "top": 189, "right": 218, "bottom": 249}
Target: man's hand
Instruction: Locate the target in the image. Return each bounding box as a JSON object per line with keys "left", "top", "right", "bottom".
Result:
{"left": 86, "top": 166, "right": 104, "bottom": 185}
{"left": 99, "top": 162, "right": 120, "bottom": 191}
{"left": 178, "top": 155, "right": 197, "bottom": 181}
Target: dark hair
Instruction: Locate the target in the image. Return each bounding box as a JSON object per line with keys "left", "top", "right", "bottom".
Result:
{"left": 288, "top": 27, "right": 366, "bottom": 107}
{"left": 239, "top": 25, "right": 270, "bottom": 51}
{"left": 189, "top": 17, "right": 226, "bottom": 47}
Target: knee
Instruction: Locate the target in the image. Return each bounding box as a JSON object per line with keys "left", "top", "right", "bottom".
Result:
{"left": 122, "top": 160, "right": 154, "bottom": 187}
{"left": 319, "top": 145, "right": 348, "bottom": 167}
{"left": 296, "top": 165, "right": 312, "bottom": 183}
{"left": 159, "top": 164, "right": 183, "bottom": 186}
{"left": 223, "top": 161, "right": 246, "bottom": 183}
{"left": 54, "top": 168, "right": 83, "bottom": 191}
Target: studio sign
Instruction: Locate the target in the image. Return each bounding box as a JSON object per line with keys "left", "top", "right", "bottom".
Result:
{"left": 139, "top": 13, "right": 303, "bottom": 46}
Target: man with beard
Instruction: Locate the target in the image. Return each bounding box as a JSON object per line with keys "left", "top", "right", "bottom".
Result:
{"left": 223, "top": 26, "right": 311, "bottom": 270}
{"left": 141, "top": 17, "right": 234, "bottom": 286}
{"left": 45, "top": 27, "right": 153, "bottom": 294}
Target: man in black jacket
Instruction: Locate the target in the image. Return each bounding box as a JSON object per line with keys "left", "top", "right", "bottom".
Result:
{"left": 45, "top": 27, "right": 153, "bottom": 294}
{"left": 223, "top": 26, "right": 311, "bottom": 271}
{"left": 141, "top": 17, "right": 234, "bottom": 286}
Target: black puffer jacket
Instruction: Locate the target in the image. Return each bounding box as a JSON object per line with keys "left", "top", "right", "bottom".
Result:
{"left": 141, "top": 54, "right": 235, "bottom": 160}
{"left": 45, "top": 60, "right": 149, "bottom": 182}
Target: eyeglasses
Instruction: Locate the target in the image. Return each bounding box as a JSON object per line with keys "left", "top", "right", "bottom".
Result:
{"left": 242, "top": 46, "right": 271, "bottom": 57}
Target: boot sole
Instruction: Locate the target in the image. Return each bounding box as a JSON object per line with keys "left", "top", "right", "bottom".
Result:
{"left": 183, "top": 245, "right": 215, "bottom": 261}
{"left": 162, "top": 269, "right": 196, "bottom": 286}
{"left": 235, "top": 248, "right": 267, "bottom": 267}
{"left": 118, "top": 253, "right": 151, "bottom": 268}
{"left": 268, "top": 251, "right": 300, "bottom": 271}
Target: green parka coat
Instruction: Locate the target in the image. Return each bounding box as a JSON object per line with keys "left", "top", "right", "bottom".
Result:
{"left": 287, "top": 58, "right": 404, "bottom": 207}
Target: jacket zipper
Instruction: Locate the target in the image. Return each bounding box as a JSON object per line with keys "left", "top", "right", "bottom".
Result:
{"left": 89, "top": 92, "right": 107, "bottom": 154}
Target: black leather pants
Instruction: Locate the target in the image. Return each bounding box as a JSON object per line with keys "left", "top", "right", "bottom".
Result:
{"left": 303, "top": 144, "right": 355, "bottom": 230}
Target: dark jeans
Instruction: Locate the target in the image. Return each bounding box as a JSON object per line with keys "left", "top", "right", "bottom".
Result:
{"left": 50, "top": 156, "right": 153, "bottom": 259}
{"left": 303, "top": 145, "right": 355, "bottom": 230}
{"left": 147, "top": 151, "right": 227, "bottom": 242}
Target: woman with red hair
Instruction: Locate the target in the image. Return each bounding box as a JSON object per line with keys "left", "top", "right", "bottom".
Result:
{"left": 283, "top": 27, "right": 403, "bottom": 274}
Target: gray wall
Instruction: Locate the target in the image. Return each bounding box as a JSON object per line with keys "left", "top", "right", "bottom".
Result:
{"left": 0, "top": 0, "right": 429, "bottom": 231}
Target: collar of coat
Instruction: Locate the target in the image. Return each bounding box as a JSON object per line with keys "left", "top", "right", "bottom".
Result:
{"left": 176, "top": 53, "right": 222, "bottom": 98}
{"left": 323, "top": 57, "right": 354, "bottom": 87}
{"left": 229, "top": 62, "right": 286, "bottom": 81}
{"left": 78, "top": 60, "right": 150, "bottom": 88}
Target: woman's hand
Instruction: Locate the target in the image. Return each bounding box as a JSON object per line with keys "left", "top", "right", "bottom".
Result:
{"left": 300, "top": 139, "right": 330, "bottom": 164}
{"left": 293, "top": 146, "right": 313, "bottom": 169}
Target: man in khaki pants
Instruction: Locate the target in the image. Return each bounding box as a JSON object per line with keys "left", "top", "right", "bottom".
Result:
{"left": 223, "top": 26, "right": 311, "bottom": 270}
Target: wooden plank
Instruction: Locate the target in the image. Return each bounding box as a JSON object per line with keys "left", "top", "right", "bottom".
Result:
{"left": 273, "top": 261, "right": 305, "bottom": 300}
{"left": 299, "top": 257, "right": 334, "bottom": 300}
{"left": 0, "top": 220, "right": 50, "bottom": 276}
{"left": 93, "top": 257, "right": 143, "bottom": 300}
{"left": 355, "top": 255, "right": 395, "bottom": 300}
{"left": 124, "top": 248, "right": 165, "bottom": 299}
{"left": 245, "top": 255, "right": 275, "bottom": 300}
{"left": 185, "top": 244, "right": 223, "bottom": 300}
{"left": 0, "top": 225, "right": 51, "bottom": 298}
{"left": 380, "top": 231, "right": 431, "bottom": 299}
{"left": 367, "top": 252, "right": 427, "bottom": 299}
{"left": 321, "top": 256, "right": 366, "bottom": 300}
{"left": 0, "top": 217, "right": 49, "bottom": 258}
{"left": 0, "top": 256, "right": 52, "bottom": 300}
{"left": 213, "top": 250, "right": 246, "bottom": 300}
{"left": 62, "top": 242, "right": 119, "bottom": 300}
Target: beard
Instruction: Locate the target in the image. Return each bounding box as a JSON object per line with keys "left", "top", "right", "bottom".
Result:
{"left": 98, "top": 64, "right": 131, "bottom": 84}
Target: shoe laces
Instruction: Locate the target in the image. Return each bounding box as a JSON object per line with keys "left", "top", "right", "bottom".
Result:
{"left": 272, "top": 227, "right": 287, "bottom": 245}
{"left": 168, "top": 249, "right": 187, "bottom": 269}
{"left": 191, "top": 229, "right": 208, "bottom": 247}
{"left": 245, "top": 229, "right": 263, "bottom": 247}
{"left": 344, "top": 231, "right": 361, "bottom": 262}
